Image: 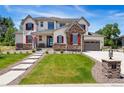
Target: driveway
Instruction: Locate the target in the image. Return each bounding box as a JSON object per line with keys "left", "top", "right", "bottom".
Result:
{"left": 83, "top": 51, "right": 124, "bottom": 74}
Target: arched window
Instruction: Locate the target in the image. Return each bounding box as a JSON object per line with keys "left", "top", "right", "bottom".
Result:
{"left": 26, "top": 23, "right": 34, "bottom": 30}
{"left": 57, "top": 35, "right": 64, "bottom": 43}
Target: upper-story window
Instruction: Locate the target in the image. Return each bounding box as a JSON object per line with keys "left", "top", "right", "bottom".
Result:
{"left": 48, "top": 22, "right": 54, "bottom": 30}
{"left": 40, "top": 22, "right": 43, "bottom": 27}
{"left": 60, "top": 23, "right": 65, "bottom": 27}
{"left": 26, "top": 23, "right": 34, "bottom": 30}
{"left": 80, "top": 24, "right": 86, "bottom": 30}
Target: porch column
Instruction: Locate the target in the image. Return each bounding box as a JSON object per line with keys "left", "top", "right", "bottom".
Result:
{"left": 81, "top": 34, "right": 83, "bottom": 53}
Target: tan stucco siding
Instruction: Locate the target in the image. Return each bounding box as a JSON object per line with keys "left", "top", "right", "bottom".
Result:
{"left": 53, "top": 28, "right": 67, "bottom": 44}
{"left": 37, "top": 21, "right": 48, "bottom": 31}
{"left": 37, "top": 35, "right": 47, "bottom": 47}
{"left": 15, "top": 33, "right": 24, "bottom": 43}
{"left": 22, "top": 17, "right": 37, "bottom": 32}
{"left": 78, "top": 19, "right": 88, "bottom": 35}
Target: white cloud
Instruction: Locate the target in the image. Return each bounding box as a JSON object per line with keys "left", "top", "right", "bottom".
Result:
{"left": 74, "top": 5, "right": 96, "bottom": 17}
{"left": 113, "top": 12, "right": 124, "bottom": 17}
{"left": 4, "top": 5, "right": 11, "bottom": 12}
{"left": 12, "top": 7, "right": 74, "bottom": 18}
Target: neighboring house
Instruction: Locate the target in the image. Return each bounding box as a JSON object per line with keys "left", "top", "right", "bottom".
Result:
{"left": 119, "top": 35, "right": 124, "bottom": 48}
{"left": 15, "top": 15, "right": 104, "bottom": 51}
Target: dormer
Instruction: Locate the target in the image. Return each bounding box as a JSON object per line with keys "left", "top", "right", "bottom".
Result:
{"left": 78, "top": 17, "right": 90, "bottom": 35}
{"left": 21, "top": 15, "right": 37, "bottom": 32}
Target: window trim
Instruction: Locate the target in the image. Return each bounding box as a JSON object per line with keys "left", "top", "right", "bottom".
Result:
{"left": 72, "top": 33, "right": 78, "bottom": 45}
{"left": 59, "top": 23, "right": 65, "bottom": 28}
{"left": 48, "top": 22, "right": 54, "bottom": 30}
{"left": 57, "top": 35, "right": 64, "bottom": 44}
{"left": 80, "top": 24, "right": 86, "bottom": 30}
{"left": 25, "top": 23, "right": 34, "bottom": 31}
{"left": 40, "top": 22, "right": 43, "bottom": 27}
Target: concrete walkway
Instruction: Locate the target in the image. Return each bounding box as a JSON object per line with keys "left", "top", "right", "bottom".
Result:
{"left": 83, "top": 51, "right": 124, "bottom": 75}
{"left": 0, "top": 49, "right": 46, "bottom": 86}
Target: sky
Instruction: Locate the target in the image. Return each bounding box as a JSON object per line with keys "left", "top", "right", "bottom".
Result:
{"left": 0, "top": 5, "right": 124, "bottom": 35}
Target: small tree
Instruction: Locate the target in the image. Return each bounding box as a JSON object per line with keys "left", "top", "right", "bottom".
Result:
{"left": 4, "top": 27, "right": 15, "bottom": 46}
{"left": 95, "top": 23, "right": 120, "bottom": 48}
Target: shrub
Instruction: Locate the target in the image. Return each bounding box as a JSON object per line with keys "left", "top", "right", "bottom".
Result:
{"left": 32, "top": 49, "right": 36, "bottom": 53}
{"left": 20, "top": 51, "right": 22, "bottom": 54}
{"left": 0, "top": 49, "right": 2, "bottom": 54}
{"left": 60, "top": 50, "right": 64, "bottom": 54}
{"left": 14, "top": 52, "right": 16, "bottom": 54}
{"left": 54, "top": 51, "right": 56, "bottom": 54}
{"left": 26, "top": 51, "right": 29, "bottom": 54}
{"left": 45, "top": 51, "right": 48, "bottom": 54}
{"left": 7, "top": 51, "right": 10, "bottom": 54}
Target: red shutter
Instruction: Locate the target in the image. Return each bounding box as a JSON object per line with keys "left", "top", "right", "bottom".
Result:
{"left": 57, "top": 36, "right": 59, "bottom": 43}
{"left": 26, "top": 24, "right": 28, "bottom": 30}
{"left": 78, "top": 34, "right": 81, "bottom": 45}
{"left": 62, "top": 36, "right": 64, "bottom": 43}
{"left": 32, "top": 24, "right": 34, "bottom": 30}
{"left": 70, "top": 34, "right": 73, "bottom": 45}
{"left": 26, "top": 36, "right": 28, "bottom": 43}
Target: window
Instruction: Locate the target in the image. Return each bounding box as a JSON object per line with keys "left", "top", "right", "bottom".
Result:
{"left": 60, "top": 23, "right": 65, "bottom": 27}
{"left": 39, "top": 35, "right": 42, "bottom": 41}
{"left": 40, "top": 22, "right": 43, "bottom": 27}
{"left": 26, "top": 23, "right": 34, "bottom": 30}
{"left": 112, "top": 64, "right": 117, "bottom": 69}
{"left": 26, "top": 35, "right": 32, "bottom": 43}
{"left": 48, "top": 22, "right": 54, "bottom": 30}
{"left": 70, "top": 33, "right": 80, "bottom": 45}
{"left": 57, "top": 35, "right": 64, "bottom": 43}
{"left": 72, "top": 34, "right": 78, "bottom": 44}
{"left": 80, "top": 24, "right": 86, "bottom": 30}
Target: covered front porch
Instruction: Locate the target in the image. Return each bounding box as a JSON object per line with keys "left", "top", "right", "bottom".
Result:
{"left": 31, "top": 31, "right": 53, "bottom": 48}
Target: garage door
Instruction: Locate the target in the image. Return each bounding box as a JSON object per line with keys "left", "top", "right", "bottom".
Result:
{"left": 84, "top": 41, "right": 100, "bottom": 51}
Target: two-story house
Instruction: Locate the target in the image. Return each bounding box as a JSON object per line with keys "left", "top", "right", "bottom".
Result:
{"left": 15, "top": 15, "right": 104, "bottom": 51}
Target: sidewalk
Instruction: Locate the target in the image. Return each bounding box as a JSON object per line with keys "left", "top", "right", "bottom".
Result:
{"left": 0, "top": 49, "right": 47, "bottom": 86}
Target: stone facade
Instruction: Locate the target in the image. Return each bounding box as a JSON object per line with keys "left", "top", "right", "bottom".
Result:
{"left": 102, "top": 59, "right": 121, "bottom": 79}
{"left": 16, "top": 43, "right": 32, "bottom": 50}
{"left": 53, "top": 44, "right": 66, "bottom": 51}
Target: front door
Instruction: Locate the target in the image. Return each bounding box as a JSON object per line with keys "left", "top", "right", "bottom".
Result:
{"left": 47, "top": 36, "right": 53, "bottom": 47}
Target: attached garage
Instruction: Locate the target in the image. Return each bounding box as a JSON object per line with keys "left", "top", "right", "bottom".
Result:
{"left": 84, "top": 40, "right": 100, "bottom": 51}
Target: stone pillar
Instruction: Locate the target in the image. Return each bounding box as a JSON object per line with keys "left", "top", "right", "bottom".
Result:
{"left": 102, "top": 59, "right": 121, "bottom": 79}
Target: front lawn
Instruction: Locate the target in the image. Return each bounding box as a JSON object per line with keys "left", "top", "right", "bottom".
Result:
{"left": 0, "top": 53, "right": 30, "bottom": 70}
{"left": 20, "top": 54, "right": 96, "bottom": 84}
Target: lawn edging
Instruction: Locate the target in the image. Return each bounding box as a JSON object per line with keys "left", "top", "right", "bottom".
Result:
{"left": 8, "top": 54, "right": 47, "bottom": 85}
{"left": 0, "top": 53, "right": 32, "bottom": 76}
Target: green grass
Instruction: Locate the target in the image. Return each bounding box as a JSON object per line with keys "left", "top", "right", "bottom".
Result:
{"left": 0, "top": 53, "right": 30, "bottom": 70}
{"left": 20, "top": 54, "right": 96, "bottom": 84}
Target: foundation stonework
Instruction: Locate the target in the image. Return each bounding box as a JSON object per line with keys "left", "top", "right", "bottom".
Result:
{"left": 16, "top": 43, "right": 32, "bottom": 50}
{"left": 102, "top": 59, "right": 121, "bottom": 79}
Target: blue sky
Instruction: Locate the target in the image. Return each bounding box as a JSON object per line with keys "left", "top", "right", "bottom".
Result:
{"left": 0, "top": 5, "right": 124, "bottom": 35}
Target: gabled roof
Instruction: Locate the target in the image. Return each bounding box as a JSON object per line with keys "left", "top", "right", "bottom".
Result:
{"left": 78, "top": 17, "right": 90, "bottom": 26}
{"left": 21, "top": 15, "right": 35, "bottom": 25}
{"left": 21, "top": 15, "right": 90, "bottom": 26}
{"left": 65, "top": 21, "right": 86, "bottom": 33}
{"left": 84, "top": 32, "right": 104, "bottom": 37}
